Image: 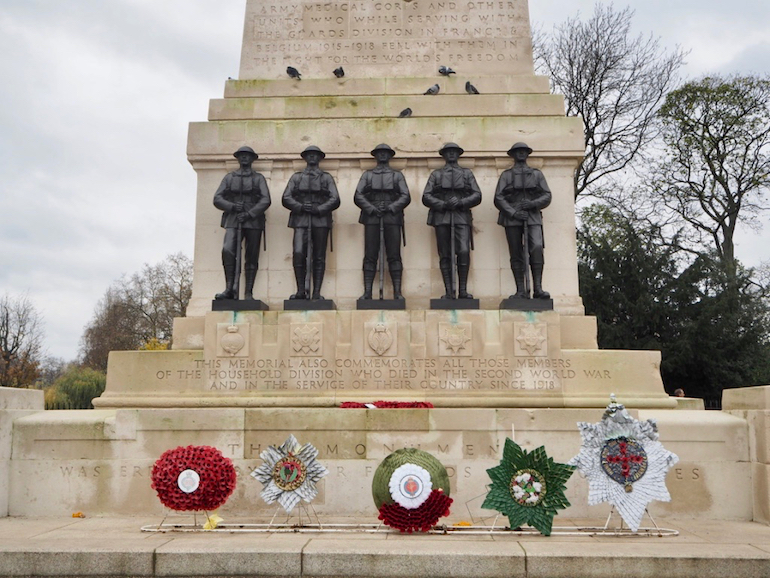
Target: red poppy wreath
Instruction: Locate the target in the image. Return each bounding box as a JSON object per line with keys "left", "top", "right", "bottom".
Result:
{"left": 151, "top": 445, "right": 237, "bottom": 511}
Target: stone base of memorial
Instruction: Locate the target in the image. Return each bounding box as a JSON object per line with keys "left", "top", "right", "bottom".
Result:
{"left": 430, "top": 298, "right": 480, "bottom": 310}
{"left": 283, "top": 299, "right": 336, "bottom": 311}
{"left": 211, "top": 299, "right": 269, "bottom": 312}
{"left": 356, "top": 298, "right": 406, "bottom": 310}
{"left": 500, "top": 297, "right": 554, "bottom": 311}
{"left": 3, "top": 391, "right": 755, "bottom": 520}
{"left": 92, "top": 310, "right": 676, "bottom": 410}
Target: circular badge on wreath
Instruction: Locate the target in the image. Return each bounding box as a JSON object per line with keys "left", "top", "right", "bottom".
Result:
{"left": 509, "top": 468, "right": 547, "bottom": 507}
{"left": 600, "top": 437, "right": 648, "bottom": 492}
{"left": 372, "top": 448, "right": 452, "bottom": 533}
{"left": 272, "top": 456, "right": 307, "bottom": 491}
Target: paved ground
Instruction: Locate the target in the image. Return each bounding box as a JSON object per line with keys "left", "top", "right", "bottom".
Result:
{"left": 1, "top": 515, "right": 769, "bottom": 578}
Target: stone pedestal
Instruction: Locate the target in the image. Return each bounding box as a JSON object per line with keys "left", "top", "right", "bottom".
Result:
{"left": 94, "top": 310, "right": 674, "bottom": 410}
{"left": 5, "top": 406, "right": 750, "bottom": 520}
{"left": 211, "top": 299, "right": 269, "bottom": 312}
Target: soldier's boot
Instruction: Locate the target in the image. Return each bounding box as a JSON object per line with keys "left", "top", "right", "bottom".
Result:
{"left": 290, "top": 266, "right": 308, "bottom": 300}
{"left": 311, "top": 264, "right": 326, "bottom": 300}
{"left": 440, "top": 263, "right": 455, "bottom": 299}
{"left": 531, "top": 264, "right": 550, "bottom": 299}
{"left": 244, "top": 267, "right": 257, "bottom": 300}
{"left": 457, "top": 261, "right": 473, "bottom": 299}
{"left": 511, "top": 266, "right": 529, "bottom": 299}
{"left": 215, "top": 265, "right": 237, "bottom": 300}
{"left": 391, "top": 268, "right": 404, "bottom": 300}
{"left": 360, "top": 269, "right": 375, "bottom": 300}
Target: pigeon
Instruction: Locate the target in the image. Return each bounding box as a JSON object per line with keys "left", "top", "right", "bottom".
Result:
{"left": 424, "top": 84, "right": 440, "bottom": 95}
{"left": 465, "top": 81, "right": 479, "bottom": 94}
{"left": 438, "top": 65, "right": 456, "bottom": 76}
{"left": 333, "top": 66, "right": 345, "bottom": 78}
{"left": 399, "top": 107, "right": 412, "bottom": 118}
{"left": 286, "top": 66, "right": 301, "bottom": 80}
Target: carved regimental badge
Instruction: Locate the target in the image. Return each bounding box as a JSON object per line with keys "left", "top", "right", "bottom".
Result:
{"left": 291, "top": 323, "right": 322, "bottom": 356}
{"left": 438, "top": 322, "right": 472, "bottom": 356}
{"left": 514, "top": 322, "right": 547, "bottom": 357}
{"left": 366, "top": 322, "right": 396, "bottom": 357}
{"left": 217, "top": 323, "right": 249, "bottom": 357}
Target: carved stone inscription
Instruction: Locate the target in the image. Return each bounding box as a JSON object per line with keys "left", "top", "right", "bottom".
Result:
{"left": 193, "top": 356, "right": 581, "bottom": 392}
{"left": 240, "top": 0, "right": 533, "bottom": 78}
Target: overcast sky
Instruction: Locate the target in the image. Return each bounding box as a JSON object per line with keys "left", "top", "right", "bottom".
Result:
{"left": 1, "top": 1, "right": 768, "bottom": 362}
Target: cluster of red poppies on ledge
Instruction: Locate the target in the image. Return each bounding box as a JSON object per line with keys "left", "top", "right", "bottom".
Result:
{"left": 151, "top": 445, "right": 236, "bottom": 511}
{"left": 377, "top": 489, "right": 453, "bottom": 533}
{"left": 340, "top": 401, "right": 434, "bottom": 409}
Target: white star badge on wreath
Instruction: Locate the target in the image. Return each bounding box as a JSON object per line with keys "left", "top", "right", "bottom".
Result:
{"left": 569, "top": 396, "right": 679, "bottom": 531}
{"left": 251, "top": 434, "right": 328, "bottom": 513}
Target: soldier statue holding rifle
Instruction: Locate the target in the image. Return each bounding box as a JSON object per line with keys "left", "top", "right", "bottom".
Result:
{"left": 422, "top": 142, "right": 482, "bottom": 300}
{"left": 282, "top": 145, "right": 341, "bottom": 300}
{"left": 494, "top": 142, "right": 551, "bottom": 300}
{"left": 353, "top": 143, "right": 411, "bottom": 301}
{"left": 213, "top": 145, "right": 271, "bottom": 301}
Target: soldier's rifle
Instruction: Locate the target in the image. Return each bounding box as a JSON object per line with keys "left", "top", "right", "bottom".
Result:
{"left": 305, "top": 202, "right": 313, "bottom": 299}
{"left": 233, "top": 190, "right": 244, "bottom": 299}
{"left": 379, "top": 211, "right": 385, "bottom": 300}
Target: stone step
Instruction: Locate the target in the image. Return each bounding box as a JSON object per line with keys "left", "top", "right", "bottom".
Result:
{"left": 223, "top": 76, "right": 552, "bottom": 98}
{"left": 209, "top": 93, "right": 566, "bottom": 121}
{"left": 1, "top": 516, "right": 769, "bottom": 578}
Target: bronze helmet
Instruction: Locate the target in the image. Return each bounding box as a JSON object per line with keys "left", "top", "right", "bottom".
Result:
{"left": 233, "top": 145, "right": 258, "bottom": 159}
{"left": 438, "top": 142, "right": 464, "bottom": 156}
{"left": 300, "top": 145, "right": 326, "bottom": 159}
{"left": 507, "top": 142, "right": 533, "bottom": 156}
{"left": 370, "top": 143, "right": 396, "bottom": 157}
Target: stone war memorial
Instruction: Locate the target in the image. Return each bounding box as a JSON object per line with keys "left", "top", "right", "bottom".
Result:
{"left": 4, "top": 0, "right": 770, "bottom": 530}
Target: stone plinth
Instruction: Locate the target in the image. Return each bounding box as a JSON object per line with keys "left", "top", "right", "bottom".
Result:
{"left": 94, "top": 310, "right": 675, "bottom": 410}
{"left": 7, "top": 406, "right": 748, "bottom": 520}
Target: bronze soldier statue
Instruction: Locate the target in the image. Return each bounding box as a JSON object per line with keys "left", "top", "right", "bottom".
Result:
{"left": 494, "top": 142, "right": 551, "bottom": 299}
{"left": 353, "top": 144, "right": 411, "bottom": 300}
{"left": 213, "top": 146, "right": 271, "bottom": 300}
{"left": 282, "top": 145, "right": 341, "bottom": 300}
{"left": 422, "top": 142, "right": 482, "bottom": 299}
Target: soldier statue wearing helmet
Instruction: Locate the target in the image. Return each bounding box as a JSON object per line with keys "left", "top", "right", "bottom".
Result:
{"left": 422, "top": 142, "right": 482, "bottom": 300}
{"left": 494, "top": 142, "right": 552, "bottom": 300}
{"left": 282, "top": 145, "right": 341, "bottom": 300}
{"left": 213, "top": 145, "right": 271, "bottom": 301}
{"left": 353, "top": 143, "right": 412, "bottom": 301}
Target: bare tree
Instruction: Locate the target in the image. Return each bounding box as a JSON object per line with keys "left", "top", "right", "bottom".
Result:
{"left": 0, "top": 293, "right": 44, "bottom": 387}
{"left": 655, "top": 75, "right": 770, "bottom": 281}
{"left": 534, "top": 3, "right": 686, "bottom": 198}
{"left": 80, "top": 286, "right": 143, "bottom": 371}
{"left": 80, "top": 252, "right": 193, "bottom": 371}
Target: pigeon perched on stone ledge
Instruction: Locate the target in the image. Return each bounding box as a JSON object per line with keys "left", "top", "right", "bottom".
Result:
{"left": 438, "top": 65, "right": 456, "bottom": 76}
{"left": 286, "top": 66, "right": 301, "bottom": 80}
{"left": 333, "top": 67, "right": 344, "bottom": 78}
{"left": 424, "top": 84, "right": 440, "bottom": 95}
{"left": 465, "top": 81, "right": 479, "bottom": 94}
{"left": 399, "top": 108, "right": 412, "bottom": 118}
